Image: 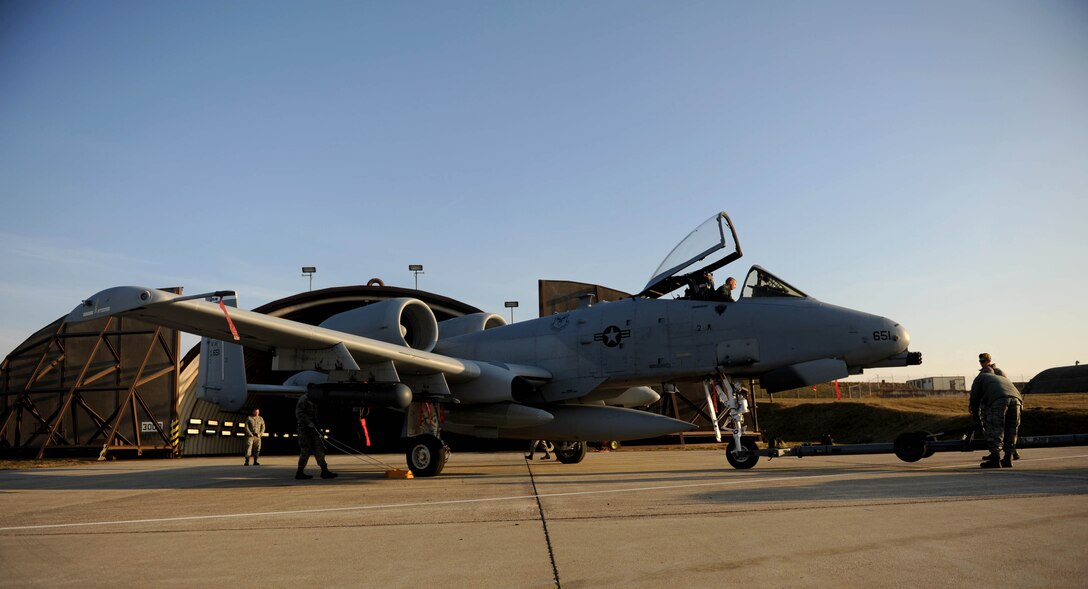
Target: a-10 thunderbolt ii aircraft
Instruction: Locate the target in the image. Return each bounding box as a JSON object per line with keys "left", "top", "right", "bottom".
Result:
{"left": 66, "top": 212, "right": 920, "bottom": 476}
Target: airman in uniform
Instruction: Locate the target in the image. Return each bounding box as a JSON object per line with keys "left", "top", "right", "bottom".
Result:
{"left": 969, "top": 372, "right": 1022, "bottom": 468}
{"left": 243, "top": 408, "right": 265, "bottom": 466}
{"left": 295, "top": 393, "right": 337, "bottom": 480}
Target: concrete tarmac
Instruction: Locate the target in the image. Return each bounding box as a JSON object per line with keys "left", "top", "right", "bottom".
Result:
{"left": 1, "top": 446, "right": 1086, "bottom": 588}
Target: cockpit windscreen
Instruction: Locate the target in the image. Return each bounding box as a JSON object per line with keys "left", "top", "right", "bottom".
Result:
{"left": 741, "top": 266, "right": 808, "bottom": 299}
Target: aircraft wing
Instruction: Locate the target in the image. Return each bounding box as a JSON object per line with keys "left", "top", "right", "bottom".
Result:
{"left": 65, "top": 286, "right": 530, "bottom": 383}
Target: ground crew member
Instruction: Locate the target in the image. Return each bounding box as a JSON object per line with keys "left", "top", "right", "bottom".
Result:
{"left": 244, "top": 408, "right": 265, "bottom": 466}
{"left": 295, "top": 393, "right": 337, "bottom": 480}
{"left": 978, "top": 352, "right": 1007, "bottom": 376}
{"left": 969, "top": 372, "right": 1022, "bottom": 468}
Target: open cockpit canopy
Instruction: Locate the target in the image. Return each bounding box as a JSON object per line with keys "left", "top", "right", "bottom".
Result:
{"left": 638, "top": 212, "right": 812, "bottom": 301}
{"left": 639, "top": 212, "right": 742, "bottom": 298}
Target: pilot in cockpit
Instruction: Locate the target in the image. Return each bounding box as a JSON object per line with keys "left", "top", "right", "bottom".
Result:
{"left": 715, "top": 276, "right": 737, "bottom": 302}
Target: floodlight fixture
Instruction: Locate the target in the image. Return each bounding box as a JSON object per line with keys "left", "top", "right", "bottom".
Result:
{"left": 409, "top": 264, "right": 425, "bottom": 290}
{"left": 302, "top": 266, "right": 317, "bottom": 291}
{"left": 505, "top": 300, "right": 519, "bottom": 322}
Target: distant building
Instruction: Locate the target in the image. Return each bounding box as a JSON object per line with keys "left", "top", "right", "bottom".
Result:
{"left": 907, "top": 376, "right": 966, "bottom": 391}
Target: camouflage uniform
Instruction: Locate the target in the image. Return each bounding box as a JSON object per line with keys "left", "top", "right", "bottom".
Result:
{"left": 244, "top": 412, "right": 265, "bottom": 465}
{"left": 295, "top": 394, "right": 336, "bottom": 479}
{"left": 969, "top": 372, "right": 1022, "bottom": 461}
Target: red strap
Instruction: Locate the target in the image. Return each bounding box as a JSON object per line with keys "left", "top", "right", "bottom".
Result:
{"left": 218, "top": 299, "right": 240, "bottom": 341}
{"left": 360, "top": 418, "right": 371, "bottom": 447}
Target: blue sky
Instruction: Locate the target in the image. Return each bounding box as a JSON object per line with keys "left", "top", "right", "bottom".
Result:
{"left": 2, "top": 1, "right": 1085, "bottom": 383}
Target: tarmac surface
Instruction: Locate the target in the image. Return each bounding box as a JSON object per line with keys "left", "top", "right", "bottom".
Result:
{"left": 1, "top": 446, "right": 1086, "bottom": 588}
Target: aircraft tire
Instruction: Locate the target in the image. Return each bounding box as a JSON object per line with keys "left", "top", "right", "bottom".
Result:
{"left": 893, "top": 432, "right": 928, "bottom": 463}
{"left": 726, "top": 438, "right": 760, "bottom": 469}
{"left": 555, "top": 441, "right": 587, "bottom": 464}
{"left": 406, "top": 434, "right": 448, "bottom": 477}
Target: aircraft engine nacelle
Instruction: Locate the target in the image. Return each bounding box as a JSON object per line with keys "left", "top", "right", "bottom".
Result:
{"left": 304, "top": 382, "right": 413, "bottom": 410}
{"left": 438, "top": 313, "right": 507, "bottom": 340}
{"left": 318, "top": 298, "right": 439, "bottom": 352}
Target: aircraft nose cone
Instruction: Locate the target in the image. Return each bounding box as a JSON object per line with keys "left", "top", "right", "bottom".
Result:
{"left": 891, "top": 321, "right": 910, "bottom": 351}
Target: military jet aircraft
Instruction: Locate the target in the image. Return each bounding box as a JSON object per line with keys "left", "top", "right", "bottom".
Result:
{"left": 66, "top": 212, "right": 919, "bottom": 475}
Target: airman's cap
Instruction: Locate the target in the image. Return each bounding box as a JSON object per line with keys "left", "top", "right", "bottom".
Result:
{"left": 979, "top": 353, "right": 992, "bottom": 362}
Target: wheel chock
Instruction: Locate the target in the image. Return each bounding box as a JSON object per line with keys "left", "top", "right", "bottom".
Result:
{"left": 385, "top": 469, "right": 414, "bottom": 479}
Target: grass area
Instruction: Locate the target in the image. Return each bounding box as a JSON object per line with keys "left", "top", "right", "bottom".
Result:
{"left": 755, "top": 393, "right": 1088, "bottom": 444}
{"left": 0, "top": 458, "right": 98, "bottom": 470}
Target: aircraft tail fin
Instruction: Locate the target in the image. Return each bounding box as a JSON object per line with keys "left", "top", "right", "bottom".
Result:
{"left": 196, "top": 294, "right": 248, "bottom": 411}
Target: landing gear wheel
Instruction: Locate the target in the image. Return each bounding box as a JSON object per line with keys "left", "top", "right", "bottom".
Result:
{"left": 406, "top": 434, "right": 448, "bottom": 477}
{"left": 726, "top": 438, "right": 760, "bottom": 469}
{"left": 893, "top": 431, "right": 929, "bottom": 463}
{"left": 555, "top": 441, "right": 587, "bottom": 464}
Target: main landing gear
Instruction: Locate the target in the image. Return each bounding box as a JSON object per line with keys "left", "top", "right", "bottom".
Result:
{"left": 554, "top": 441, "right": 587, "bottom": 464}
{"left": 406, "top": 433, "right": 450, "bottom": 477}
{"left": 405, "top": 402, "right": 450, "bottom": 477}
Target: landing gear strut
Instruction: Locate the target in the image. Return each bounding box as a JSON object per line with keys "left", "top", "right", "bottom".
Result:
{"left": 705, "top": 373, "right": 758, "bottom": 470}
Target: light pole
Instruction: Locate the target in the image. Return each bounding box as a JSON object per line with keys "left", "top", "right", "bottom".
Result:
{"left": 409, "top": 264, "right": 424, "bottom": 290}
{"left": 504, "top": 301, "right": 519, "bottom": 323}
{"left": 301, "top": 266, "right": 317, "bottom": 291}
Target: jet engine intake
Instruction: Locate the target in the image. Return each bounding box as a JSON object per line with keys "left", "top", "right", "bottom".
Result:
{"left": 438, "top": 313, "right": 508, "bottom": 340}
{"left": 318, "top": 298, "right": 439, "bottom": 352}
{"left": 305, "top": 382, "right": 413, "bottom": 409}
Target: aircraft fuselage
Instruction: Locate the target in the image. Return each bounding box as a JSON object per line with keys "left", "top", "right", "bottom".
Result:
{"left": 436, "top": 296, "right": 909, "bottom": 398}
